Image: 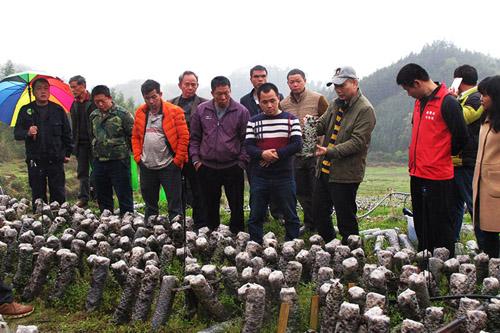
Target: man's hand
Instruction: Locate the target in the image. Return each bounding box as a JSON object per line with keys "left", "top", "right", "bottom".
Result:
{"left": 261, "top": 149, "right": 279, "bottom": 162}
{"left": 194, "top": 161, "right": 202, "bottom": 171}
{"left": 28, "top": 126, "right": 38, "bottom": 138}
{"left": 303, "top": 114, "right": 314, "bottom": 123}
{"left": 64, "top": 157, "right": 70, "bottom": 163}
{"left": 448, "top": 88, "right": 458, "bottom": 97}
{"left": 259, "top": 160, "right": 271, "bottom": 168}
{"left": 315, "top": 144, "right": 328, "bottom": 156}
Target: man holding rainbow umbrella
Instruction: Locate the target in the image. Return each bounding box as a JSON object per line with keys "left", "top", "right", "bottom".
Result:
{"left": 0, "top": 73, "right": 74, "bottom": 209}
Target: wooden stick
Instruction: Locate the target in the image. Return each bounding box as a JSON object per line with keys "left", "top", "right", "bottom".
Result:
{"left": 277, "top": 302, "right": 290, "bottom": 333}
{"left": 309, "top": 295, "right": 320, "bottom": 330}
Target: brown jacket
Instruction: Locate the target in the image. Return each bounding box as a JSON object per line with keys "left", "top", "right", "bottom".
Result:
{"left": 472, "top": 119, "right": 500, "bottom": 232}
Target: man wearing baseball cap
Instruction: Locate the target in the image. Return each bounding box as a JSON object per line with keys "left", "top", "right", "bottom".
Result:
{"left": 313, "top": 66, "right": 376, "bottom": 243}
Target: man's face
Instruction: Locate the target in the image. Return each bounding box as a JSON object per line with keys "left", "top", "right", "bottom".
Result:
{"left": 259, "top": 89, "right": 280, "bottom": 116}
{"left": 93, "top": 94, "right": 113, "bottom": 112}
{"left": 69, "top": 81, "right": 86, "bottom": 99}
{"left": 334, "top": 79, "right": 358, "bottom": 101}
{"left": 33, "top": 82, "right": 50, "bottom": 104}
{"left": 287, "top": 74, "right": 306, "bottom": 94}
{"left": 212, "top": 85, "right": 231, "bottom": 108}
{"left": 401, "top": 81, "right": 426, "bottom": 100}
{"left": 179, "top": 74, "right": 198, "bottom": 99}
{"left": 250, "top": 70, "right": 267, "bottom": 89}
{"left": 143, "top": 89, "right": 163, "bottom": 112}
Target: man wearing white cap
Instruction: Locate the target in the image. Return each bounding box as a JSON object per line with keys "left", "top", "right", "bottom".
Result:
{"left": 313, "top": 66, "right": 376, "bottom": 243}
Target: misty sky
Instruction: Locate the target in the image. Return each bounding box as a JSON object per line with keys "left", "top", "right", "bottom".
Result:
{"left": 2, "top": 0, "right": 499, "bottom": 89}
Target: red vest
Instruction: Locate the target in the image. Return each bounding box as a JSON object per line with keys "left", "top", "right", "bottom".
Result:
{"left": 408, "top": 84, "right": 453, "bottom": 180}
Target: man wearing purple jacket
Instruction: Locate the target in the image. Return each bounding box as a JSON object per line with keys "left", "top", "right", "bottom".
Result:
{"left": 190, "top": 76, "right": 250, "bottom": 233}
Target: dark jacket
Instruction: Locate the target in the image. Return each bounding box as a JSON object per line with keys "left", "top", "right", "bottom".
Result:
{"left": 70, "top": 92, "right": 96, "bottom": 155}
{"left": 14, "top": 101, "right": 73, "bottom": 162}
{"left": 316, "top": 90, "right": 376, "bottom": 183}
{"left": 189, "top": 99, "right": 250, "bottom": 169}
{"left": 169, "top": 95, "right": 207, "bottom": 126}
{"left": 454, "top": 88, "right": 483, "bottom": 167}
{"left": 240, "top": 89, "right": 284, "bottom": 117}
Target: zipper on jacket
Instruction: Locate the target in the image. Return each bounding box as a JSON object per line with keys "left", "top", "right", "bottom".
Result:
{"left": 411, "top": 106, "right": 424, "bottom": 174}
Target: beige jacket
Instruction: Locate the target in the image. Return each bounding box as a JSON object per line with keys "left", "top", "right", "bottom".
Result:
{"left": 280, "top": 89, "right": 328, "bottom": 128}
{"left": 473, "top": 119, "right": 500, "bottom": 232}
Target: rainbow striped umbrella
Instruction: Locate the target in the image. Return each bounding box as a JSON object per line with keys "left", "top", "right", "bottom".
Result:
{"left": 0, "top": 72, "right": 73, "bottom": 127}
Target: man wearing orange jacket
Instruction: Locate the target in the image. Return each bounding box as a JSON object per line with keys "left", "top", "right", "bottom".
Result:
{"left": 132, "top": 80, "right": 189, "bottom": 222}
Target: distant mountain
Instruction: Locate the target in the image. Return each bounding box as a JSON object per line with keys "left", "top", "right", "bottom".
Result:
{"left": 360, "top": 41, "right": 500, "bottom": 160}
{"left": 2, "top": 41, "right": 500, "bottom": 164}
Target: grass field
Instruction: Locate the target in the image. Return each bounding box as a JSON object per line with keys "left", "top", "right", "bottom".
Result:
{"left": 0, "top": 163, "right": 475, "bottom": 332}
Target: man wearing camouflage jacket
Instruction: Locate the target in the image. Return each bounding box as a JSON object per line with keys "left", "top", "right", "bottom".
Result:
{"left": 89, "top": 85, "right": 135, "bottom": 215}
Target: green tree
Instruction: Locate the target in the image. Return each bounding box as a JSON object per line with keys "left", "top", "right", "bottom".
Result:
{"left": 0, "top": 60, "right": 16, "bottom": 79}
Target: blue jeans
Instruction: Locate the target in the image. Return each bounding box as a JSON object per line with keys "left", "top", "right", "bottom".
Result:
{"left": 247, "top": 176, "right": 300, "bottom": 244}
{"left": 93, "top": 159, "right": 134, "bottom": 215}
{"left": 452, "top": 166, "right": 474, "bottom": 241}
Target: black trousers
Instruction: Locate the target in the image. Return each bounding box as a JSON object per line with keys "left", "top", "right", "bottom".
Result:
{"left": 410, "top": 176, "right": 455, "bottom": 257}
{"left": 313, "top": 173, "right": 359, "bottom": 243}
{"left": 140, "top": 162, "right": 182, "bottom": 221}
{"left": 76, "top": 142, "right": 94, "bottom": 201}
{"left": 27, "top": 159, "right": 65, "bottom": 208}
{"left": 198, "top": 164, "right": 245, "bottom": 234}
{"left": 482, "top": 231, "right": 500, "bottom": 258}
{"left": 0, "top": 280, "right": 13, "bottom": 304}
{"left": 93, "top": 159, "right": 134, "bottom": 215}
{"left": 183, "top": 160, "right": 207, "bottom": 228}
{"left": 294, "top": 156, "right": 316, "bottom": 228}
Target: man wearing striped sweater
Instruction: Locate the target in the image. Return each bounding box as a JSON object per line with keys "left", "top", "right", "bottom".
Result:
{"left": 245, "top": 83, "right": 303, "bottom": 244}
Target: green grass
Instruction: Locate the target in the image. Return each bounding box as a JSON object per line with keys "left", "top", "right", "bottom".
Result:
{"left": 1, "top": 164, "right": 478, "bottom": 332}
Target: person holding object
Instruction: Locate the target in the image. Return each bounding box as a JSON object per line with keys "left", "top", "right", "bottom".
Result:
{"left": 89, "top": 85, "right": 134, "bottom": 216}
{"left": 473, "top": 76, "right": 500, "bottom": 258}
{"left": 396, "top": 63, "right": 468, "bottom": 256}
{"left": 447, "top": 65, "right": 484, "bottom": 243}
{"left": 280, "top": 68, "right": 329, "bottom": 234}
{"left": 189, "top": 76, "right": 250, "bottom": 234}
{"left": 313, "top": 66, "right": 376, "bottom": 244}
{"left": 14, "top": 77, "right": 73, "bottom": 209}
{"left": 132, "top": 80, "right": 189, "bottom": 222}
{"left": 245, "top": 83, "right": 302, "bottom": 244}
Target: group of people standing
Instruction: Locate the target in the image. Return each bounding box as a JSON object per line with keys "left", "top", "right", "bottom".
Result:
{"left": 397, "top": 64, "right": 500, "bottom": 259}
{"left": 13, "top": 65, "right": 377, "bottom": 248}
{"left": 12, "top": 63, "right": 500, "bottom": 259}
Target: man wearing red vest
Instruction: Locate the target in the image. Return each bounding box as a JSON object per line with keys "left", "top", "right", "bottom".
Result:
{"left": 397, "top": 64, "right": 468, "bottom": 256}
{"left": 132, "top": 80, "right": 189, "bottom": 222}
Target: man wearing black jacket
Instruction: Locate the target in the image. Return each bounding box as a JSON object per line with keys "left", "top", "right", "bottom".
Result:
{"left": 14, "top": 78, "right": 73, "bottom": 209}
{"left": 169, "top": 71, "right": 207, "bottom": 229}
{"left": 69, "top": 75, "right": 96, "bottom": 208}
{"left": 397, "top": 64, "right": 468, "bottom": 256}
{"left": 449, "top": 65, "right": 484, "bottom": 242}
